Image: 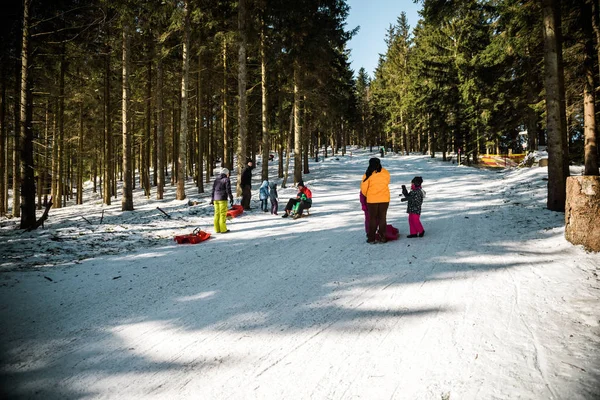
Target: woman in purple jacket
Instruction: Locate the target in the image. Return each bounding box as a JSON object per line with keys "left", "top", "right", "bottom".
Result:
{"left": 210, "top": 168, "right": 234, "bottom": 233}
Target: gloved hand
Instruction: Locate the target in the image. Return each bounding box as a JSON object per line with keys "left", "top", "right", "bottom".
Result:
{"left": 210, "top": 201, "right": 214, "bottom": 205}
{"left": 402, "top": 184, "right": 406, "bottom": 190}
{"left": 230, "top": 199, "right": 234, "bottom": 207}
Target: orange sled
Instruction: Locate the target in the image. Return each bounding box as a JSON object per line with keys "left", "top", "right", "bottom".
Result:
{"left": 226, "top": 204, "right": 244, "bottom": 218}
{"left": 174, "top": 228, "right": 211, "bottom": 244}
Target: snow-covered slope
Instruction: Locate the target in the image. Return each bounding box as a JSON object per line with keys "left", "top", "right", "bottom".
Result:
{"left": 1, "top": 148, "right": 598, "bottom": 399}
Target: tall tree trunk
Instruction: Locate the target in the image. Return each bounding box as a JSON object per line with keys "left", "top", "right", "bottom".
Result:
{"left": 222, "top": 40, "right": 229, "bottom": 172}
{"left": 591, "top": 0, "right": 600, "bottom": 80}
{"left": 132, "top": 119, "right": 136, "bottom": 190}
{"left": 206, "top": 90, "right": 213, "bottom": 183}
{"left": 76, "top": 102, "right": 84, "bottom": 204}
{"left": 103, "top": 33, "right": 112, "bottom": 205}
{"left": 12, "top": 57, "right": 21, "bottom": 216}
{"left": 156, "top": 57, "right": 165, "bottom": 199}
{"left": 19, "top": 0, "right": 35, "bottom": 229}
{"left": 0, "top": 62, "right": 6, "bottom": 216}
{"left": 121, "top": 25, "right": 133, "bottom": 211}
{"left": 177, "top": 0, "right": 190, "bottom": 201}
{"left": 541, "top": 0, "right": 570, "bottom": 211}
{"left": 144, "top": 35, "right": 152, "bottom": 198}
{"left": 303, "top": 113, "right": 310, "bottom": 173}
{"left": 172, "top": 103, "right": 178, "bottom": 186}
{"left": 283, "top": 110, "right": 293, "bottom": 188}
{"left": 51, "top": 99, "right": 58, "bottom": 205}
{"left": 277, "top": 90, "right": 284, "bottom": 178}
{"left": 583, "top": 0, "right": 599, "bottom": 176}
{"left": 293, "top": 62, "right": 302, "bottom": 184}
{"left": 40, "top": 100, "right": 49, "bottom": 208}
{"left": 152, "top": 111, "right": 157, "bottom": 187}
{"left": 427, "top": 114, "right": 434, "bottom": 157}
{"left": 404, "top": 122, "right": 409, "bottom": 155}
{"left": 260, "top": 16, "right": 269, "bottom": 181}
{"left": 55, "top": 47, "right": 66, "bottom": 208}
{"left": 236, "top": 0, "right": 248, "bottom": 197}
{"left": 197, "top": 51, "right": 204, "bottom": 193}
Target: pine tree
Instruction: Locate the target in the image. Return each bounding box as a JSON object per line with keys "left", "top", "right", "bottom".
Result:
{"left": 177, "top": 0, "right": 191, "bottom": 201}
{"left": 541, "top": 0, "right": 569, "bottom": 211}
{"left": 19, "top": 0, "right": 35, "bottom": 229}
{"left": 121, "top": 23, "right": 133, "bottom": 211}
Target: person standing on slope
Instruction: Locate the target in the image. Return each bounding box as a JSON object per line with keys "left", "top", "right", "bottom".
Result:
{"left": 259, "top": 180, "right": 270, "bottom": 212}
{"left": 210, "top": 168, "right": 234, "bottom": 233}
{"left": 269, "top": 182, "right": 279, "bottom": 215}
{"left": 360, "top": 157, "right": 390, "bottom": 244}
{"left": 401, "top": 176, "right": 425, "bottom": 238}
{"left": 240, "top": 160, "right": 255, "bottom": 210}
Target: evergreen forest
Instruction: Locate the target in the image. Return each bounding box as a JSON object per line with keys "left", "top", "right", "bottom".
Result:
{"left": 0, "top": 0, "right": 598, "bottom": 230}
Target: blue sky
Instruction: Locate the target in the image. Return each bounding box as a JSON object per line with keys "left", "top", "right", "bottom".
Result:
{"left": 345, "top": 0, "right": 422, "bottom": 78}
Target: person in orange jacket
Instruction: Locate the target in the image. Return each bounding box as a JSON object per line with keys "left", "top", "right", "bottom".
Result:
{"left": 360, "top": 157, "right": 390, "bottom": 244}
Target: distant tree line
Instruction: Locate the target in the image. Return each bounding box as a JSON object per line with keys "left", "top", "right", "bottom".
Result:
{"left": 357, "top": 0, "right": 599, "bottom": 212}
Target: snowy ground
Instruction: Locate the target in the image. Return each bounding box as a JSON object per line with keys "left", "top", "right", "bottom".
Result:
{"left": 1, "top": 147, "right": 599, "bottom": 399}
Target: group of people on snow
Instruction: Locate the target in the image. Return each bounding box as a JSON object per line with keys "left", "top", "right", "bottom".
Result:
{"left": 210, "top": 158, "right": 313, "bottom": 233}
{"left": 209, "top": 155, "right": 424, "bottom": 241}
{"left": 259, "top": 180, "right": 279, "bottom": 214}
{"left": 360, "top": 157, "right": 426, "bottom": 244}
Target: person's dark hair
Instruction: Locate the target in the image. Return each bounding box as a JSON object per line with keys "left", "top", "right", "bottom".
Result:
{"left": 363, "top": 158, "right": 382, "bottom": 182}
{"left": 412, "top": 176, "right": 423, "bottom": 187}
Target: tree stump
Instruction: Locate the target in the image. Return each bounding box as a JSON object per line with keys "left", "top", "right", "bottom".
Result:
{"left": 565, "top": 176, "right": 600, "bottom": 252}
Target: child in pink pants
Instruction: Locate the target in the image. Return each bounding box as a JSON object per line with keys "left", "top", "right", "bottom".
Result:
{"left": 400, "top": 176, "right": 425, "bottom": 238}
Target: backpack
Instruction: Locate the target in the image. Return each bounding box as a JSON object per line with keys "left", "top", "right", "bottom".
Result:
{"left": 376, "top": 224, "right": 400, "bottom": 241}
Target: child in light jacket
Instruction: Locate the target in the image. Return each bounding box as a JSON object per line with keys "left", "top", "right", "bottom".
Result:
{"left": 401, "top": 176, "right": 426, "bottom": 238}
{"left": 259, "top": 180, "right": 270, "bottom": 212}
{"left": 269, "top": 182, "right": 279, "bottom": 215}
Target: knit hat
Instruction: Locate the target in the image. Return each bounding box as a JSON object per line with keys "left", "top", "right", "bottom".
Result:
{"left": 221, "top": 167, "right": 229, "bottom": 176}
{"left": 297, "top": 181, "right": 304, "bottom": 187}
{"left": 412, "top": 176, "right": 423, "bottom": 186}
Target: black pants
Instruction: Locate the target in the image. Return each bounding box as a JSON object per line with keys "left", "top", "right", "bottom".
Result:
{"left": 367, "top": 202, "right": 388, "bottom": 241}
{"left": 241, "top": 185, "right": 252, "bottom": 209}
{"left": 285, "top": 198, "right": 311, "bottom": 215}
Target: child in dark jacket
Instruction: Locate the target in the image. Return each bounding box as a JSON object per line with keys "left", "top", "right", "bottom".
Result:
{"left": 269, "top": 182, "right": 279, "bottom": 215}
{"left": 401, "top": 176, "right": 426, "bottom": 238}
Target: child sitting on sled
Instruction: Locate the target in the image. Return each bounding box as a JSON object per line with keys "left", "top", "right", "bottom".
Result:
{"left": 282, "top": 181, "right": 312, "bottom": 219}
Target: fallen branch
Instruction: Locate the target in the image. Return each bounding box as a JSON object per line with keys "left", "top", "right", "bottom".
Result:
{"left": 157, "top": 207, "right": 171, "bottom": 219}
{"left": 27, "top": 197, "right": 53, "bottom": 231}
{"left": 561, "top": 361, "right": 586, "bottom": 372}
{"left": 100, "top": 209, "right": 105, "bottom": 224}
{"left": 81, "top": 216, "right": 92, "bottom": 225}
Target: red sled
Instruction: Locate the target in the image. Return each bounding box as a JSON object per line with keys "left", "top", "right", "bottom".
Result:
{"left": 226, "top": 204, "right": 244, "bottom": 218}
{"left": 174, "top": 228, "right": 211, "bottom": 244}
